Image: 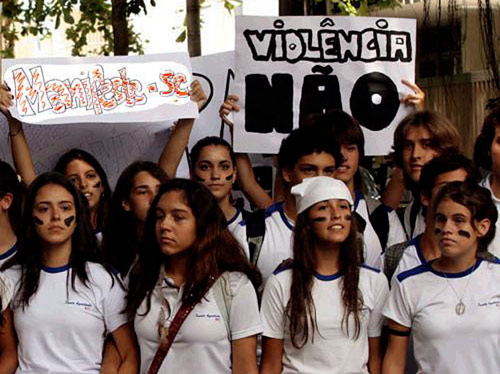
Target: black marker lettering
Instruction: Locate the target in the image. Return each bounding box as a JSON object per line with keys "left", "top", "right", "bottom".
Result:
{"left": 243, "top": 26, "right": 412, "bottom": 64}
{"left": 64, "top": 216, "right": 75, "bottom": 227}
{"left": 33, "top": 216, "right": 44, "bottom": 225}
{"left": 458, "top": 230, "right": 471, "bottom": 239}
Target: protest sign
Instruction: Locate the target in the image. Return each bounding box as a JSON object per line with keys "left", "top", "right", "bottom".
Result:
{"left": 233, "top": 16, "right": 417, "bottom": 155}
{"left": 0, "top": 52, "right": 240, "bottom": 186}
{"left": 2, "top": 53, "right": 198, "bottom": 125}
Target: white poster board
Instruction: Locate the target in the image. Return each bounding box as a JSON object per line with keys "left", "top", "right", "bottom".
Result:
{"left": 2, "top": 53, "right": 198, "bottom": 125}
{"left": 233, "top": 16, "right": 417, "bottom": 155}
{"left": 0, "top": 52, "right": 242, "bottom": 186}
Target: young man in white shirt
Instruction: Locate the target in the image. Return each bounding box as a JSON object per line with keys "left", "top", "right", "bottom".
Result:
{"left": 383, "top": 153, "right": 479, "bottom": 281}
{"left": 233, "top": 124, "right": 342, "bottom": 286}
{"left": 382, "top": 111, "right": 461, "bottom": 239}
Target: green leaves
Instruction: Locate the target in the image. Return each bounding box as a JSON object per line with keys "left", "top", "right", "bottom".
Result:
{"left": 0, "top": 0, "right": 156, "bottom": 57}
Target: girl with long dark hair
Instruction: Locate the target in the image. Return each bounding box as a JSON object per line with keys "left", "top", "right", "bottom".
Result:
{"left": 260, "top": 176, "right": 389, "bottom": 374}
{"left": 383, "top": 181, "right": 500, "bottom": 373}
{"left": 0, "top": 161, "right": 25, "bottom": 265}
{"left": 127, "top": 178, "right": 262, "bottom": 374}
{"left": 2, "top": 172, "right": 138, "bottom": 374}
{"left": 102, "top": 161, "right": 169, "bottom": 277}
{"left": 473, "top": 104, "right": 500, "bottom": 257}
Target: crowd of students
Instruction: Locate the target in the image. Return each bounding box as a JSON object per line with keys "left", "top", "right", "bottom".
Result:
{"left": 0, "top": 77, "right": 499, "bottom": 374}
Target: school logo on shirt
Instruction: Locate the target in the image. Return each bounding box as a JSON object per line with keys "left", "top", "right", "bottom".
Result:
{"left": 477, "top": 297, "right": 500, "bottom": 309}
{"left": 65, "top": 300, "right": 92, "bottom": 310}
{"left": 195, "top": 313, "right": 221, "bottom": 322}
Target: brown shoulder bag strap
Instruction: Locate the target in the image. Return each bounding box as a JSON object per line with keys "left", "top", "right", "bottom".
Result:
{"left": 148, "top": 275, "right": 218, "bottom": 374}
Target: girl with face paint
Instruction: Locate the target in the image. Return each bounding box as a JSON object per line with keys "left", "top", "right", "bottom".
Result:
{"left": 1, "top": 172, "right": 139, "bottom": 374}
{"left": 190, "top": 137, "right": 245, "bottom": 231}
{"left": 259, "top": 176, "right": 389, "bottom": 374}
{"left": 383, "top": 181, "right": 500, "bottom": 374}
{"left": 127, "top": 179, "right": 262, "bottom": 374}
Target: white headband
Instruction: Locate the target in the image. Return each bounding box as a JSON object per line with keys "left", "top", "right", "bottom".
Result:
{"left": 291, "top": 176, "right": 353, "bottom": 214}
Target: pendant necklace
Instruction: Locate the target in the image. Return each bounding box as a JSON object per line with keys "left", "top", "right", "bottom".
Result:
{"left": 441, "top": 263, "right": 476, "bottom": 316}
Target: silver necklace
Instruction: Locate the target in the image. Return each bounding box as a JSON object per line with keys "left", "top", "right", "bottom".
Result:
{"left": 441, "top": 264, "right": 476, "bottom": 316}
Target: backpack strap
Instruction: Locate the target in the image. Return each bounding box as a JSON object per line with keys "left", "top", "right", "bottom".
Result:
{"left": 383, "top": 240, "right": 410, "bottom": 283}
{"left": 212, "top": 272, "right": 233, "bottom": 340}
{"left": 245, "top": 209, "right": 266, "bottom": 265}
{"left": 365, "top": 196, "right": 390, "bottom": 250}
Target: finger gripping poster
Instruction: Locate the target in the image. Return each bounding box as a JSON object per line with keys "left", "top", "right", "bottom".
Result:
{"left": 2, "top": 53, "right": 199, "bottom": 125}
{"left": 233, "top": 16, "right": 417, "bottom": 155}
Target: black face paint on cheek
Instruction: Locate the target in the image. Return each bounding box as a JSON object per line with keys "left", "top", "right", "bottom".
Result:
{"left": 64, "top": 216, "right": 75, "bottom": 227}
{"left": 193, "top": 175, "right": 206, "bottom": 182}
{"left": 344, "top": 215, "right": 353, "bottom": 221}
{"left": 458, "top": 230, "right": 471, "bottom": 238}
{"left": 33, "top": 216, "right": 44, "bottom": 225}
{"left": 312, "top": 217, "right": 327, "bottom": 222}
{"left": 93, "top": 181, "right": 101, "bottom": 190}
{"left": 225, "top": 173, "right": 233, "bottom": 181}
{"left": 434, "top": 228, "right": 442, "bottom": 235}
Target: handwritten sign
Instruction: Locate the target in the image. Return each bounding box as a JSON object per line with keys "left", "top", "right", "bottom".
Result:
{"left": 2, "top": 53, "right": 199, "bottom": 125}
{"left": 233, "top": 16, "right": 417, "bottom": 155}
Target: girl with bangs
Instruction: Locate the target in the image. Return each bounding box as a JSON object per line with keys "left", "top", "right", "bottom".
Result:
{"left": 127, "top": 179, "right": 262, "bottom": 374}
{"left": 260, "top": 176, "right": 389, "bottom": 374}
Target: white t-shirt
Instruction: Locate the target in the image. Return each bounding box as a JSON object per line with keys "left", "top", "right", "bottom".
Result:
{"left": 383, "top": 258, "right": 500, "bottom": 374}
{"left": 235, "top": 201, "right": 387, "bottom": 286}
{"left": 134, "top": 271, "right": 262, "bottom": 374}
{"left": 403, "top": 200, "right": 426, "bottom": 240}
{"left": 227, "top": 207, "right": 244, "bottom": 235}
{"left": 0, "top": 241, "right": 18, "bottom": 266}
{"left": 261, "top": 264, "right": 389, "bottom": 374}
{"left": 480, "top": 174, "right": 500, "bottom": 257}
{"left": 354, "top": 191, "right": 407, "bottom": 268}
{"left": 6, "top": 262, "right": 127, "bottom": 374}
{"left": 233, "top": 202, "right": 294, "bottom": 286}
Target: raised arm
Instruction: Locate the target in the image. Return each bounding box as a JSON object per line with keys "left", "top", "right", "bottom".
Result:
{"left": 158, "top": 80, "right": 207, "bottom": 179}
{"left": 0, "top": 83, "right": 36, "bottom": 185}
{"left": 219, "top": 95, "right": 273, "bottom": 209}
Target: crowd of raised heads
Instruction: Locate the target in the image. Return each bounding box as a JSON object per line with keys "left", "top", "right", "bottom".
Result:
{"left": 0, "top": 77, "right": 499, "bottom": 374}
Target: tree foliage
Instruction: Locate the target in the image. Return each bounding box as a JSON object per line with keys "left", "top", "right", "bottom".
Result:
{"left": 0, "top": 0, "right": 156, "bottom": 57}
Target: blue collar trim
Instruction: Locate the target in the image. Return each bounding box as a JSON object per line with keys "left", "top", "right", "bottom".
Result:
{"left": 226, "top": 207, "right": 241, "bottom": 226}
{"left": 313, "top": 270, "right": 343, "bottom": 281}
{"left": 429, "top": 258, "right": 482, "bottom": 278}
{"left": 354, "top": 189, "right": 363, "bottom": 211}
{"left": 277, "top": 203, "right": 295, "bottom": 231}
{"left": 413, "top": 234, "right": 427, "bottom": 265}
{"left": 0, "top": 241, "right": 18, "bottom": 260}
{"left": 41, "top": 264, "right": 70, "bottom": 273}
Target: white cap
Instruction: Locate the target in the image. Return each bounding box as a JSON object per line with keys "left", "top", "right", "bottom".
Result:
{"left": 291, "top": 176, "right": 353, "bottom": 214}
